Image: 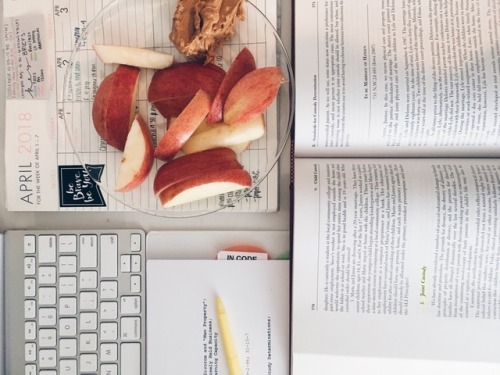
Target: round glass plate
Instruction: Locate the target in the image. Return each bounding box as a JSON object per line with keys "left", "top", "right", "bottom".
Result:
{"left": 62, "top": 0, "right": 294, "bottom": 217}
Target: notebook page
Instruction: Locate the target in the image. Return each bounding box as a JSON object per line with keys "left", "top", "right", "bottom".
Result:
{"left": 3, "top": 0, "right": 280, "bottom": 212}
{"left": 146, "top": 259, "right": 290, "bottom": 375}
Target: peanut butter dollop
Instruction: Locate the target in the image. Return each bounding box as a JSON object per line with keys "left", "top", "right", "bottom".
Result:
{"left": 169, "top": 0, "right": 245, "bottom": 63}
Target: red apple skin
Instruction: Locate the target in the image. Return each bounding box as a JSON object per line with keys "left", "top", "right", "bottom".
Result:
{"left": 206, "top": 47, "right": 256, "bottom": 123}
{"left": 158, "top": 168, "right": 252, "bottom": 207}
{"left": 223, "top": 66, "right": 284, "bottom": 124}
{"left": 153, "top": 147, "right": 242, "bottom": 196}
{"left": 154, "top": 89, "right": 212, "bottom": 162}
{"left": 115, "top": 114, "right": 155, "bottom": 192}
{"left": 92, "top": 72, "right": 114, "bottom": 140}
{"left": 92, "top": 64, "right": 140, "bottom": 151}
{"left": 148, "top": 62, "right": 226, "bottom": 118}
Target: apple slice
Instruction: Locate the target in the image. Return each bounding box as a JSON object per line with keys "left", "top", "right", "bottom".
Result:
{"left": 159, "top": 168, "right": 252, "bottom": 208}
{"left": 148, "top": 62, "right": 226, "bottom": 118}
{"left": 172, "top": 120, "right": 252, "bottom": 153}
{"left": 153, "top": 147, "right": 242, "bottom": 196}
{"left": 206, "top": 47, "right": 256, "bottom": 123}
{"left": 182, "top": 114, "right": 265, "bottom": 154}
{"left": 92, "top": 64, "right": 140, "bottom": 151}
{"left": 115, "top": 114, "right": 154, "bottom": 192}
{"left": 224, "top": 66, "right": 284, "bottom": 124}
{"left": 154, "top": 89, "right": 212, "bottom": 162}
{"left": 93, "top": 44, "right": 174, "bottom": 69}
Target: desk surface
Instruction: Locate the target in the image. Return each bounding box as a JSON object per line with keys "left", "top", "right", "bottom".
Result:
{"left": 0, "top": 0, "right": 293, "bottom": 233}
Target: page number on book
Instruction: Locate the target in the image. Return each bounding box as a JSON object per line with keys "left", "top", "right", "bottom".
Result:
{"left": 312, "top": 1, "right": 316, "bottom": 8}
{"left": 311, "top": 304, "right": 316, "bottom": 311}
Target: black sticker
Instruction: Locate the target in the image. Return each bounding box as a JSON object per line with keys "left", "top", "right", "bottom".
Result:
{"left": 58, "top": 165, "right": 106, "bottom": 207}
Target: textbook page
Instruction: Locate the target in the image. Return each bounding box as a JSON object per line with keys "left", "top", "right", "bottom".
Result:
{"left": 292, "top": 158, "right": 500, "bottom": 373}
{"left": 295, "top": 0, "right": 500, "bottom": 157}
{"left": 147, "top": 260, "right": 290, "bottom": 375}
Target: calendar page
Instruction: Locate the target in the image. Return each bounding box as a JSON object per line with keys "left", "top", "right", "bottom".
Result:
{"left": 2, "top": 0, "right": 281, "bottom": 213}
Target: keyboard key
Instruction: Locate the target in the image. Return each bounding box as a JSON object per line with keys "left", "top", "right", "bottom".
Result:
{"left": 101, "top": 301, "right": 118, "bottom": 320}
{"left": 101, "top": 322, "right": 118, "bottom": 340}
{"left": 80, "top": 234, "right": 97, "bottom": 268}
{"left": 80, "top": 333, "right": 98, "bottom": 351}
{"left": 80, "top": 291, "right": 98, "bottom": 310}
{"left": 40, "top": 370, "right": 57, "bottom": 375}
{"left": 59, "top": 256, "right": 77, "bottom": 274}
{"left": 101, "top": 234, "right": 118, "bottom": 277}
{"left": 25, "top": 300, "right": 36, "bottom": 319}
{"left": 80, "top": 270, "right": 98, "bottom": 289}
{"left": 80, "top": 353, "right": 98, "bottom": 372}
{"left": 24, "top": 363, "right": 38, "bottom": 375}
{"left": 24, "top": 235, "right": 36, "bottom": 253}
{"left": 25, "top": 364, "right": 37, "bottom": 375}
{"left": 38, "top": 235, "right": 56, "bottom": 263}
{"left": 101, "top": 342, "right": 118, "bottom": 361}
{"left": 39, "top": 349, "right": 57, "bottom": 367}
{"left": 60, "top": 359, "right": 77, "bottom": 375}
{"left": 24, "top": 278, "right": 36, "bottom": 297}
{"left": 39, "top": 307, "right": 56, "bottom": 326}
{"left": 121, "top": 296, "right": 141, "bottom": 314}
{"left": 59, "top": 234, "right": 77, "bottom": 253}
{"left": 121, "top": 343, "right": 141, "bottom": 375}
{"left": 25, "top": 342, "right": 37, "bottom": 361}
{"left": 131, "top": 255, "right": 141, "bottom": 272}
{"left": 101, "top": 363, "right": 118, "bottom": 375}
{"left": 25, "top": 321, "right": 36, "bottom": 340}
{"left": 24, "top": 257, "right": 36, "bottom": 275}
{"left": 39, "top": 287, "right": 57, "bottom": 305}
{"left": 121, "top": 317, "right": 141, "bottom": 340}
{"left": 59, "top": 276, "right": 77, "bottom": 295}
{"left": 60, "top": 338, "right": 77, "bottom": 357}
{"left": 130, "top": 233, "right": 142, "bottom": 251}
{"left": 39, "top": 328, "right": 57, "bottom": 347}
{"left": 60, "top": 318, "right": 77, "bottom": 336}
{"left": 38, "top": 266, "right": 56, "bottom": 284}
{"left": 121, "top": 255, "right": 131, "bottom": 272}
{"left": 80, "top": 312, "right": 98, "bottom": 331}
{"left": 59, "top": 297, "right": 77, "bottom": 315}
{"left": 130, "top": 275, "right": 141, "bottom": 293}
{"left": 101, "top": 280, "right": 118, "bottom": 298}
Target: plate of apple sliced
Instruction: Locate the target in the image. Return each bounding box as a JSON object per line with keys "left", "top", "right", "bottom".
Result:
{"left": 62, "top": 0, "right": 294, "bottom": 217}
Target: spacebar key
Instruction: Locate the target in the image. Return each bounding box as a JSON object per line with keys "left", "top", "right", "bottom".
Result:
{"left": 121, "top": 343, "right": 141, "bottom": 375}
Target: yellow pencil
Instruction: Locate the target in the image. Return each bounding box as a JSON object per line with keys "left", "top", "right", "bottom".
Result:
{"left": 216, "top": 296, "right": 242, "bottom": 375}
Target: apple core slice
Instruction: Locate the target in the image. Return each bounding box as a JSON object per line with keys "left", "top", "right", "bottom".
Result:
{"left": 93, "top": 44, "right": 174, "bottom": 69}
{"left": 115, "top": 114, "right": 154, "bottom": 192}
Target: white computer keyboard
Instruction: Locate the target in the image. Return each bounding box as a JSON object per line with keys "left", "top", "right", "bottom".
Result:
{"left": 4, "top": 229, "right": 146, "bottom": 375}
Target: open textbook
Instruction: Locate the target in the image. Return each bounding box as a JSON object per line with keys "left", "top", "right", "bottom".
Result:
{"left": 292, "top": 1, "right": 500, "bottom": 374}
